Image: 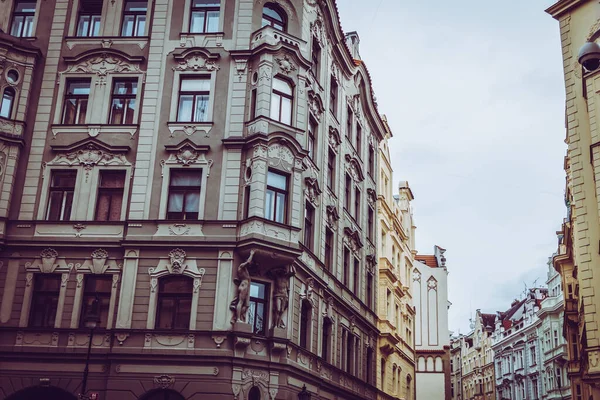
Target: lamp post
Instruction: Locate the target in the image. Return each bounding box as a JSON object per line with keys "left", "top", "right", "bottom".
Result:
{"left": 298, "top": 385, "right": 311, "bottom": 400}
{"left": 79, "top": 295, "right": 101, "bottom": 400}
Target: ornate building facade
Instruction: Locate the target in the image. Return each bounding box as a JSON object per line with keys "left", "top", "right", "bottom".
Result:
{"left": 376, "top": 124, "right": 416, "bottom": 400}
{"left": 413, "top": 246, "right": 451, "bottom": 400}
{"left": 547, "top": 0, "right": 600, "bottom": 398}
{"left": 0, "top": 1, "right": 391, "bottom": 399}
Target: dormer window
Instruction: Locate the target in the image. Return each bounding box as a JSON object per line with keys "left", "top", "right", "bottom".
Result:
{"left": 261, "top": 3, "right": 286, "bottom": 32}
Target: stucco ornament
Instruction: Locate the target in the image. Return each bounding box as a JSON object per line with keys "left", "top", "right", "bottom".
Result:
{"left": 230, "top": 251, "right": 255, "bottom": 324}
{"left": 60, "top": 54, "right": 142, "bottom": 85}
{"left": 325, "top": 205, "right": 340, "bottom": 230}
{"left": 275, "top": 54, "right": 297, "bottom": 74}
{"left": 413, "top": 268, "right": 421, "bottom": 283}
{"left": 176, "top": 146, "right": 200, "bottom": 166}
{"left": 40, "top": 248, "right": 59, "bottom": 273}
{"left": 307, "top": 90, "right": 324, "bottom": 121}
{"left": 51, "top": 145, "right": 130, "bottom": 171}
{"left": 328, "top": 126, "right": 341, "bottom": 151}
{"left": 267, "top": 143, "right": 295, "bottom": 172}
{"left": 174, "top": 52, "right": 219, "bottom": 71}
{"left": 310, "top": 11, "right": 325, "bottom": 45}
{"left": 304, "top": 177, "right": 322, "bottom": 207}
{"left": 154, "top": 375, "right": 175, "bottom": 389}
{"left": 343, "top": 227, "right": 363, "bottom": 253}
{"left": 300, "top": 277, "right": 316, "bottom": 307}
{"left": 168, "top": 248, "right": 187, "bottom": 273}
{"left": 268, "top": 264, "right": 296, "bottom": 328}
{"left": 366, "top": 254, "right": 377, "bottom": 273}
{"left": 427, "top": 276, "right": 438, "bottom": 290}
{"left": 90, "top": 249, "right": 109, "bottom": 274}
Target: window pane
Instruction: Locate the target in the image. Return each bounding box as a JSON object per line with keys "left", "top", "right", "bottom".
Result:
{"left": 181, "top": 78, "right": 210, "bottom": 92}
{"left": 15, "top": 1, "right": 36, "bottom": 12}
{"left": 168, "top": 192, "right": 184, "bottom": 212}
{"left": 110, "top": 99, "right": 125, "bottom": 124}
{"left": 121, "top": 15, "right": 134, "bottom": 36}
{"left": 184, "top": 192, "right": 200, "bottom": 212}
{"left": 67, "top": 81, "right": 91, "bottom": 95}
{"left": 157, "top": 298, "right": 175, "bottom": 328}
{"left": 171, "top": 170, "right": 202, "bottom": 186}
{"left": 206, "top": 11, "right": 219, "bottom": 32}
{"left": 275, "top": 192, "right": 285, "bottom": 223}
{"left": 76, "top": 15, "right": 90, "bottom": 36}
{"left": 267, "top": 171, "right": 286, "bottom": 190}
{"left": 160, "top": 277, "right": 193, "bottom": 292}
{"left": 35, "top": 275, "right": 61, "bottom": 291}
{"left": 192, "top": 0, "right": 219, "bottom": 6}
{"left": 280, "top": 97, "right": 292, "bottom": 125}
{"left": 113, "top": 80, "right": 137, "bottom": 94}
{"left": 194, "top": 94, "right": 209, "bottom": 122}
{"left": 77, "top": 98, "right": 88, "bottom": 124}
{"left": 124, "top": 0, "right": 147, "bottom": 11}
{"left": 90, "top": 15, "right": 101, "bottom": 36}
{"left": 0, "top": 91, "right": 14, "bottom": 119}
{"left": 273, "top": 78, "right": 292, "bottom": 95}
{"left": 190, "top": 11, "right": 205, "bottom": 33}
{"left": 177, "top": 95, "right": 193, "bottom": 121}
{"left": 136, "top": 16, "right": 146, "bottom": 35}
{"left": 10, "top": 16, "right": 24, "bottom": 36}
{"left": 270, "top": 93, "right": 281, "bottom": 121}
{"left": 250, "top": 282, "right": 266, "bottom": 299}
{"left": 174, "top": 298, "right": 191, "bottom": 328}
{"left": 265, "top": 190, "right": 274, "bottom": 220}
{"left": 263, "top": 6, "right": 284, "bottom": 22}
{"left": 255, "top": 302, "right": 264, "bottom": 334}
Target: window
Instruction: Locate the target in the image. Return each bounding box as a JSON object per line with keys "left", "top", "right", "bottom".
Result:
{"left": 327, "top": 149, "right": 335, "bottom": 191}
{"left": 121, "top": 0, "right": 147, "bottom": 36}
{"left": 366, "top": 272, "right": 373, "bottom": 308}
{"left": 366, "top": 347, "right": 373, "bottom": 384}
{"left": 353, "top": 257, "right": 359, "bottom": 294}
{"left": 248, "top": 387, "right": 261, "bottom": 400}
{"left": 299, "top": 300, "right": 310, "bottom": 349}
{"left": 345, "top": 331, "right": 355, "bottom": 373}
{"left": 10, "top": 0, "right": 36, "bottom": 37}
{"left": 368, "top": 146, "right": 374, "bottom": 177}
{"left": 381, "top": 358, "right": 386, "bottom": 388}
{"left": 346, "top": 106, "right": 353, "bottom": 139}
{"left": 189, "top": 0, "right": 219, "bottom": 33}
{"left": 530, "top": 346, "right": 536, "bottom": 365}
{"left": 76, "top": 0, "right": 102, "bottom": 37}
{"left": 322, "top": 317, "right": 332, "bottom": 362}
{"left": 29, "top": 275, "right": 61, "bottom": 327}
{"left": 109, "top": 79, "right": 138, "bottom": 124}
{"left": 329, "top": 77, "right": 338, "bottom": 117}
{"left": 343, "top": 247, "right": 350, "bottom": 286}
{"left": 261, "top": 3, "right": 286, "bottom": 31}
{"left": 156, "top": 276, "right": 192, "bottom": 329}
{"left": 356, "top": 124, "right": 362, "bottom": 155}
{"left": 46, "top": 170, "right": 77, "bottom": 221}
{"left": 177, "top": 76, "right": 210, "bottom": 122}
{"left": 556, "top": 368, "right": 562, "bottom": 389}
{"left": 270, "top": 77, "right": 293, "bottom": 125}
{"left": 62, "top": 80, "right": 90, "bottom": 124}
{"left": 308, "top": 118, "right": 317, "bottom": 159}
{"left": 311, "top": 37, "right": 320, "bottom": 79}
{"left": 0, "top": 88, "right": 15, "bottom": 119}
{"left": 324, "top": 228, "right": 333, "bottom": 271}
{"left": 354, "top": 187, "right": 360, "bottom": 220}
{"left": 167, "top": 169, "right": 202, "bottom": 220}
{"left": 367, "top": 207, "right": 374, "bottom": 241}
{"left": 80, "top": 275, "right": 112, "bottom": 328}
{"left": 345, "top": 173, "right": 351, "bottom": 210}
{"left": 553, "top": 329, "right": 559, "bottom": 347}
{"left": 575, "top": 384, "right": 582, "bottom": 400}
{"left": 95, "top": 170, "right": 126, "bottom": 221}
{"left": 248, "top": 282, "right": 267, "bottom": 335}
{"left": 265, "top": 170, "right": 288, "bottom": 223}
{"left": 304, "top": 201, "right": 314, "bottom": 251}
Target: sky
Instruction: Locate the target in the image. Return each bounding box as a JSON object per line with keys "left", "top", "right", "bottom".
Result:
{"left": 336, "top": 0, "right": 567, "bottom": 334}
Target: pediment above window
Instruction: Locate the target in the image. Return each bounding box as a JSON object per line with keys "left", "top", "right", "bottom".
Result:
{"left": 304, "top": 177, "right": 322, "bottom": 207}
{"left": 326, "top": 205, "right": 340, "bottom": 230}
{"left": 343, "top": 227, "right": 363, "bottom": 253}
{"left": 308, "top": 90, "right": 324, "bottom": 121}
{"left": 60, "top": 49, "right": 145, "bottom": 85}
{"left": 344, "top": 154, "right": 365, "bottom": 182}
{"left": 366, "top": 188, "right": 377, "bottom": 206}
{"left": 148, "top": 249, "right": 206, "bottom": 290}
{"left": 47, "top": 139, "right": 132, "bottom": 169}
{"left": 172, "top": 47, "right": 220, "bottom": 71}
{"left": 162, "top": 139, "right": 213, "bottom": 173}
{"left": 328, "top": 126, "right": 341, "bottom": 151}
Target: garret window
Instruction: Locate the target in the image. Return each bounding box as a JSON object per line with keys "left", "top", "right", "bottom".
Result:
{"left": 261, "top": 3, "right": 287, "bottom": 32}
{"left": 189, "top": 0, "right": 220, "bottom": 33}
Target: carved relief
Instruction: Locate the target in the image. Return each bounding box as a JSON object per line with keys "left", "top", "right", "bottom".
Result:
{"left": 154, "top": 375, "right": 175, "bottom": 389}
{"left": 413, "top": 268, "right": 421, "bottom": 282}
{"left": 275, "top": 54, "right": 297, "bottom": 74}
{"left": 304, "top": 177, "right": 322, "bottom": 207}
{"left": 300, "top": 277, "right": 316, "bottom": 307}
{"left": 230, "top": 251, "right": 255, "bottom": 324}
{"left": 39, "top": 248, "right": 59, "bottom": 273}
{"left": 366, "top": 188, "right": 377, "bottom": 206}
{"left": 328, "top": 126, "right": 341, "bottom": 151}
{"left": 366, "top": 254, "right": 376, "bottom": 273}
{"left": 59, "top": 53, "right": 143, "bottom": 85}
{"left": 344, "top": 154, "right": 365, "bottom": 182}
{"left": 310, "top": 11, "right": 325, "bottom": 45}
{"left": 268, "top": 265, "right": 296, "bottom": 329}
{"left": 343, "top": 227, "right": 364, "bottom": 253}
{"left": 267, "top": 143, "right": 295, "bottom": 172}
{"left": 308, "top": 90, "right": 324, "bottom": 121}
{"left": 89, "top": 249, "right": 109, "bottom": 274}
{"left": 168, "top": 248, "right": 187, "bottom": 274}
{"left": 326, "top": 205, "right": 340, "bottom": 230}
{"left": 46, "top": 144, "right": 131, "bottom": 182}
{"left": 427, "top": 276, "right": 438, "bottom": 290}
{"left": 173, "top": 52, "right": 219, "bottom": 71}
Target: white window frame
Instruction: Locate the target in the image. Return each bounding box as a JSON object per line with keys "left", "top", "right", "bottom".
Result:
{"left": 104, "top": 74, "right": 143, "bottom": 124}
{"left": 169, "top": 71, "right": 217, "bottom": 124}
{"left": 181, "top": 0, "right": 224, "bottom": 33}
{"left": 53, "top": 74, "right": 98, "bottom": 125}
{"left": 7, "top": 0, "right": 41, "bottom": 38}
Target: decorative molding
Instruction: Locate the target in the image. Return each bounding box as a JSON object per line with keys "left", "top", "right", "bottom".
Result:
{"left": 344, "top": 154, "right": 365, "bottom": 182}
{"left": 343, "top": 227, "right": 364, "bottom": 253}
{"left": 366, "top": 188, "right": 377, "bottom": 207}
{"left": 168, "top": 248, "right": 187, "bottom": 273}
{"left": 427, "top": 276, "right": 438, "bottom": 290}
{"left": 161, "top": 141, "right": 213, "bottom": 176}
{"left": 166, "top": 122, "right": 213, "bottom": 138}
{"left": 173, "top": 50, "right": 220, "bottom": 72}
{"left": 310, "top": 11, "right": 325, "bottom": 45}
{"left": 304, "top": 177, "right": 322, "bottom": 207}
{"left": 275, "top": 54, "right": 297, "bottom": 74}
{"left": 153, "top": 375, "right": 175, "bottom": 389}
{"left": 366, "top": 254, "right": 377, "bottom": 273}
{"left": 328, "top": 126, "right": 341, "bottom": 151}
{"left": 59, "top": 53, "right": 143, "bottom": 85}
{"left": 326, "top": 205, "right": 340, "bottom": 230}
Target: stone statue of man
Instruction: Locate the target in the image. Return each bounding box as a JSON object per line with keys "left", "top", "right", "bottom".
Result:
{"left": 230, "top": 250, "right": 255, "bottom": 324}
{"left": 271, "top": 264, "right": 296, "bottom": 329}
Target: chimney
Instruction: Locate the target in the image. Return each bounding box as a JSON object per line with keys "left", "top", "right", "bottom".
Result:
{"left": 345, "top": 31, "right": 361, "bottom": 60}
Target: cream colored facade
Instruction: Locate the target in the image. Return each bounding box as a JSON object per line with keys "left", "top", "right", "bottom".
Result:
{"left": 546, "top": 0, "right": 600, "bottom": 398}
{"left": 460, "top": 311, "right": 496, "bottom": 400}
{"left": 377, "top": 123, "right": 416, "bottom": 400}
{"left": 0, "top": 1, "right": 394, "bottom": 399}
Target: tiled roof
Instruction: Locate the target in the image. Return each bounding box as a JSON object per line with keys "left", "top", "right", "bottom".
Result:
{"left": 481, "top": 313, "right": 496, "bottom": 331}
{"left": 415, "top": 255, "right": 438, "bottom": 268}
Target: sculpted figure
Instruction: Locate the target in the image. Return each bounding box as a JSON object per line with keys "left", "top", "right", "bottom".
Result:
{"left": 271, "top": 264, "right": 296, "bottom": 329}
{"left": 230, "top": 250, "right": 255, "bottom": 324}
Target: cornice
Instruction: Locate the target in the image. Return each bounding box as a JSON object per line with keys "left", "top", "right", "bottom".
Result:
{"left": 545, "top": 0, "right": 589, "bottom": 18}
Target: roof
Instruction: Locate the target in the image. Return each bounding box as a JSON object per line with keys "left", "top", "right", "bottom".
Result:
{"left": 415, "top": 255, "right": 438, "bottom": 268}
{"left": 480, "top": 313, "right": 496, "bottom": 331}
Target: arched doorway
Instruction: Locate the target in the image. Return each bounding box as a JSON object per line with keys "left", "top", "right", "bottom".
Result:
{"left": 139, "top": 389, "right": 185, "bottom": 400}
{"left": 5, "top": 386, "right": 77, "bottom": 400}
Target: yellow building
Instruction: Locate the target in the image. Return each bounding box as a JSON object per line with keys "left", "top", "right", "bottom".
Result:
{"left": 377, "top": 118, "right": 417, "bottom": 400}
{"left": 547, "top": 0, "right": 600, "bottom": 397}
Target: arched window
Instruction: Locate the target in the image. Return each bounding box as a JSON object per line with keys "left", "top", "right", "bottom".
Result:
{"left": 322, "top": 317, "right": 332, "bottom": 362}
{"left": 406, "top": 375, "right": 413, "bottom": 400}
{"left": 392, "top": 364, "right": 397, "bottom": 392}
{"left": 299, "top": 300, "right": 311, "bottom": 349}
{"left": 0, "top": 88, "right": 15, "bottom": 119}
{"left": 261, "top": 3, "right": 286, "bottom": 32}
{"left": 270, "top": 77, "right": 293, "bottom": 125}
{"left": 248, "top": 386, "right": 261, "bottom": 400}
{"left": 155, "top": 276, "right": 193, "bottom": 329}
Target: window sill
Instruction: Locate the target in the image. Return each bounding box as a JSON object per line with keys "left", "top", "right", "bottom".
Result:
{"left": 179, "top": 32, "right": 224, "bottom": 48}
{"left": 51, "top": 124, "right": 139, "bottom": 137}
{"left": 167, "top": 121, "right": 214, "bottom": 138}
{"left": 64, "top": 36, "right": 150, "bottom": 50}
{"left": 0, "top": 117, "right": 25, "bottom": 136}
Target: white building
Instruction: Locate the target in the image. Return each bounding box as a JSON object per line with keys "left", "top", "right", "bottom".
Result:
{"left": 414, "top": 246, "right": 451, "bottom": 399}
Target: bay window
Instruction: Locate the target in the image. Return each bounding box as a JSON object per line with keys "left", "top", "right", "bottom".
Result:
{"left": 270, "top": 77, "right": 293, "bottom": 125}
{"left": 265, "top": 170, "right": 288, "bottom": 223}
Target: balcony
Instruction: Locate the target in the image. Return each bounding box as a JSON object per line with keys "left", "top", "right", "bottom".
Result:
{"left": 0, "top": 117, "right": 25, "bottom": 138}
{"left": 565, "top": 298, "right": 578, "bottom": 314}
{"left": 237, "top": 217, "right": 301, "bottom": 261}
{"left": 567, "top": 360, "right": 581, "bottom": 375}
{"left": 250, "top": 26, "right": 305, "bottom": 52}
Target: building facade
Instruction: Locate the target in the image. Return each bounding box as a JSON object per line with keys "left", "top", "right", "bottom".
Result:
{"left": 459, "top": 311, "right": 496, "bottom": 400}
{"left": 0, "top": 1, "right": 391, "bottom": 399}
{"left": 450, "top": 335, "right": 464, "bottom": 400}
{"left": 537, "top": 257, "right": 571, "bottom": 400}
{"left": 546, "top": 0, "right": 600, "bottom": 398}
{"left": 376, "top": 124, "right": 416, "bottom": 400}
{"left": 413, "top": 246, "right": 451, "bottom": 400}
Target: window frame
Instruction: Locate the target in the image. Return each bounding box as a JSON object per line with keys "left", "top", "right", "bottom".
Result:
{"left": 304, "top": 201, "right": 315, "bottom": 251}
{"left": 265, "top": 169, "right": 289, "bottom": 224}
{"left": 158, "top": 163, "right": 209, "bottom": 221}
{"left": 120, "top": 0, "right": 148, "bottom": 37}
{"left": 308, "top": 117, "right": 317, "bottom": 160}
{"left": 311, "top": 37, "right": 321, "bottom": 80}
{"left": 299, "top": 299, "right": 311, "bottom": 349}
{"left": 329, "top": 77, "right": 338, "bottom": 118}
{"left": 10, "top": 0, "right": 38, "bottom": 38}
{"left": 261, "top": 3, "right": 287, "bottom": 32}
{"left": 79, "top": 275, "right": 113, "bottom": 328}
{"left": 169, "top": 71, "right": 217, "bottom": 124}
{"left": 108, "top": 77, "right": 138, "bottom": 124}
{"left": 94, "top": 169, "right": 127, "bottom": 221}
{"left": 176, "top": 75, "right": 211, "bottom": 123}
{"left": 155, "top": 276, "right": 194, "bottom": 330}
{"left": 45, "top": 169, "right": 78, "bottom": 221}
{"left": 75, "top": 0, "right": 102, "bottom": 37}
{"left": 327, "top": 148, "right": 336, "bottom": 192}
{"left": 324, "top": 227, "right": 334, "bottom": 271}
{"left": 166, "top": 168, "right": 203, "bottom": 220}
{"left": 188, "top": 0, "right": 221, "bottom": 34}
{"left": 343, "top": 247, "right": 350, "bottom": 287}
{"left": 0, "top": 87, "right": 16, "bottom": 119}
{"left": 61, "top": 78, "right": 92, "bottom": 125}
{"left": 248, "top": 281, "right": 269, "bottom": 336}
{"left": 270, "top": 76, "right": 294, "bottom": 126}
{"left": 28, "top": 274, "right": 61, "bottom": 328}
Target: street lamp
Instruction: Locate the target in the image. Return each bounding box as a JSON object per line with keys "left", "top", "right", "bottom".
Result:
{"left": 79, "top": 295, "right": 101, "bottom": 400}
{"left": 298, "top": 385, "right": 311, "bottom": 400}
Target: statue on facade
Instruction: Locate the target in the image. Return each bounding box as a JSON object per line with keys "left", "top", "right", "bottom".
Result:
{"left": 270, "top": 264, "right": 296, "bottom": 329}
{"left": 230, "top": 250, "right": 255, "bottom": 324}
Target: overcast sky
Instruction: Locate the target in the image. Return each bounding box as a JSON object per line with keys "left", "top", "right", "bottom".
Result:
{"left": 336, "top": 0, "right": 567, "bottom": 334}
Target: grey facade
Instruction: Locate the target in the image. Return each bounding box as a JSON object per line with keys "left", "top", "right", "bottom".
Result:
{"left": 0, "top": 0, "right": 390, "bottom": 399}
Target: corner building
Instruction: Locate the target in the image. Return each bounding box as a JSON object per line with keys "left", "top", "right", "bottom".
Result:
{"left": 0, "top": 1, "right": 389, "bottom": 399}
{"left": 547, "top": 0, "right": 600, "bottom": 398}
